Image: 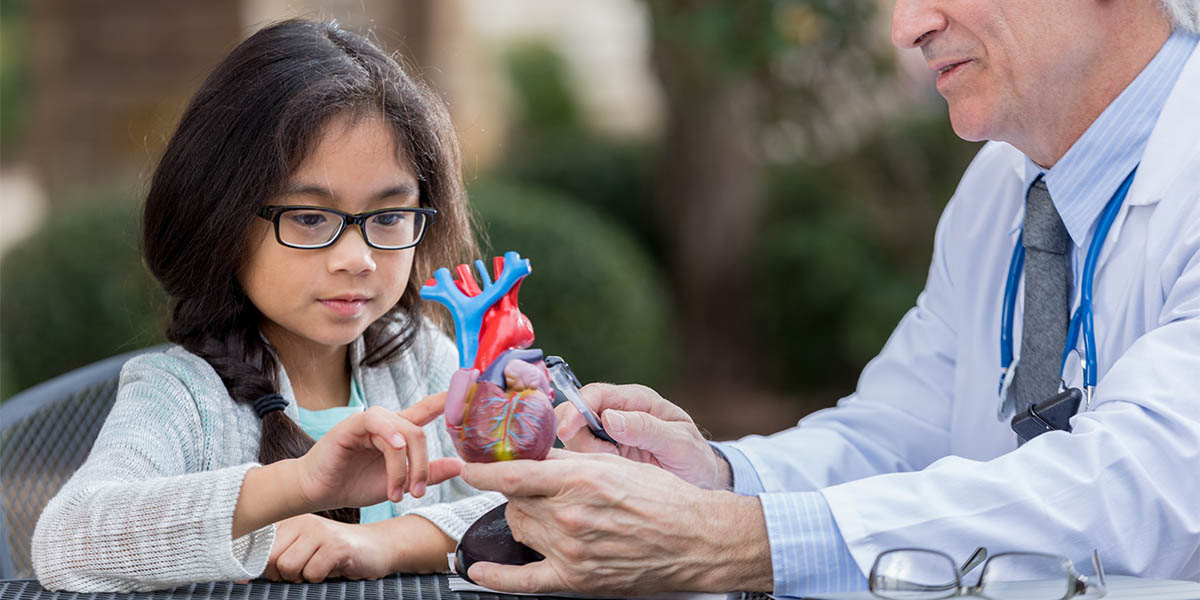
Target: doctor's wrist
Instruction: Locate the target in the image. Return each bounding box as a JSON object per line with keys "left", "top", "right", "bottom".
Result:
{"left": 694, "top": 491, "right": 774, "bottom": 592}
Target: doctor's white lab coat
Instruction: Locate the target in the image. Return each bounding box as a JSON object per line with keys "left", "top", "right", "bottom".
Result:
{"left": 728, "top": 43, "right": 1200, "bottom": 580}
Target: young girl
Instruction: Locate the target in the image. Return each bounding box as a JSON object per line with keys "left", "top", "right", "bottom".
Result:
{"left": 31, "top": 19, "right": 502, "bottom": 592}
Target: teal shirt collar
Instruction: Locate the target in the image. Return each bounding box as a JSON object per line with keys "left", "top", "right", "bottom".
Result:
{"left": 296, "top": 376, "right": 366, "bottom": 441}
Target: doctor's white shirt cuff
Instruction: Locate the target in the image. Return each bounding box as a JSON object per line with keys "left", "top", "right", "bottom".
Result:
{"left": 712, "top": 443, "right": 866, "bottom": 596}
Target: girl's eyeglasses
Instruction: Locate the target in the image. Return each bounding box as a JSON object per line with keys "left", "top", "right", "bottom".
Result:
{"left": 257, "top": 205, "right": 436, "bottom": 250}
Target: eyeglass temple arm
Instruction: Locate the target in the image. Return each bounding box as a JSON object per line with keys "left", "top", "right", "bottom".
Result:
{"left": 959, "top": 546, "right": 988, "bottom": 576}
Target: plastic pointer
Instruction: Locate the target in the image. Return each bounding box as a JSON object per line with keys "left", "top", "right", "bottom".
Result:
{"left": 544, "top": 355, "right": 619, "bottom": 446}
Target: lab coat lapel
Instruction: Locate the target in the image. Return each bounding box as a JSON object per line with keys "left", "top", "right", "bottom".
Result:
{"left": 1092, "top": 43, "right": 1200, "bottom": 274}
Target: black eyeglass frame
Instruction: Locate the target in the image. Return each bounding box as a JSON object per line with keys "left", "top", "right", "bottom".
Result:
{"left": 257, "top": 205, "right": 437, "bottom": 250}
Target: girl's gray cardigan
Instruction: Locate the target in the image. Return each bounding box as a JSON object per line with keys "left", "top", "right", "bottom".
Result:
{"left": 31, "top": 324, "right": 503, "bottom": 592}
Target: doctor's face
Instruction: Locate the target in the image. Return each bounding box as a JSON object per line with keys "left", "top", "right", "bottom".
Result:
{"left": 891, "top": 0, "right": 1105, "bottom": 143}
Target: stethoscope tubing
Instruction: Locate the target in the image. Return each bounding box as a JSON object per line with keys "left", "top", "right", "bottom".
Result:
{"left": 999, "top": 168, "right": 1138, "bottom": 398}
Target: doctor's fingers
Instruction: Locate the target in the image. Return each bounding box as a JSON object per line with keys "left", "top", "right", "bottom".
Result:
{"left": 473, "top": 452, "right": 632, "bottom": 498}
{"left": 460, "top": 457, "right": 581, "bottom": 497}
{"left": 467, "top": 558, "right": 569, "bottom": 595}
{"left": 554, "top": 406, "right": 620, "bottom": 455}
{"left": 504, "top": 502, "right": 651, "bottom": 595}
{"left": 601, "top": 410, "right": 708, "bottom": 463}
{"left": 579, "top": 383, "right": 694, "bottom": 423}
{"left": 506, "top": 499, "right": 605, "bottom": 555}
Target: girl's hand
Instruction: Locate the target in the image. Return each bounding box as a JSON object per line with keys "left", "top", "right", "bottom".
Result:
{"left": 265, "top": 514, "right": 390, "bottom": 582}
{"left": 294, "top": 393, "right": 463, "bottom": 513}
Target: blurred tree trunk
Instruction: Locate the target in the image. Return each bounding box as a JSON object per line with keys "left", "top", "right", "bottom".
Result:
{"left": 648, "top": 3, "right": 769, "bottom": 406}
{"left": 655, "top": 80, "right": 764, "bottom": 390}
{"left": 391, "top": 0, "right": 505, "bottom": 170}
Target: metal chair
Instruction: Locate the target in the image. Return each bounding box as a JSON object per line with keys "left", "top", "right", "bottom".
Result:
{"left": 0, "top": 345, "right": 167, "bottom": 580}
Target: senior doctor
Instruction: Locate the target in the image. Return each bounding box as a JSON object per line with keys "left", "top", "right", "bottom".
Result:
{"left": 460, "top": 0, "right": 1200, "bottom": 596}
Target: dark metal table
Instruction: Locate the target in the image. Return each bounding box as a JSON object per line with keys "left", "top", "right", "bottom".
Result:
{"left": 0, "top": 575, "right": 566, "bottom": 600}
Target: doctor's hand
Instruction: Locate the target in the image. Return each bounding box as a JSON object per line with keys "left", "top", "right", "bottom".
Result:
{"left": 556, "top": 383, "right": 732, "bottom": 489}
{"left": 459, "top": 450, "right": 773, "bottom": 596}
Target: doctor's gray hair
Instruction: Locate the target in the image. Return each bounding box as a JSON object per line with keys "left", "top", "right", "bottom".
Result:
{"left": 1160, "top": 0, "right": 1200, "bottom": 31}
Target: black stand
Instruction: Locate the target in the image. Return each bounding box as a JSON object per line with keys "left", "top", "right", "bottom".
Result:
{"left": 453, "top": 502, "right": 544, "bottom": 583}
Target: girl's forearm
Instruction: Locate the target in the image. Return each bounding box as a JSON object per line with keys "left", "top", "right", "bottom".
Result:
{"left": 366, "top": 515, "right": 458, "bottom": 573}
{"left": 232, "top": 459, "right": 310, "bottom": 539}
{"left": 232, "top": 461, "right": 457, "bottom": 574}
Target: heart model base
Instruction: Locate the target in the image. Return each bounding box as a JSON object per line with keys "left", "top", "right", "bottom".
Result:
{"left": 453, "top": 502, "right": 544, "bottom": 582}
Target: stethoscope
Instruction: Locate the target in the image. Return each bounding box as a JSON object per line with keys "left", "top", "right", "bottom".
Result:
{"left": 997, "top": 168, "right": 1137, "bottom": 418}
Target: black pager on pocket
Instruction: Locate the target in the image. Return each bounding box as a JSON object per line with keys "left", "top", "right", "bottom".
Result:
{"left": 1010, "top": 388, "right": 1082, "bottom": 444}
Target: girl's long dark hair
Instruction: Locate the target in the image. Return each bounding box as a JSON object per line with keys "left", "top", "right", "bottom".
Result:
{"left": 142, "top": 19, "right": 478, "bottom": 523}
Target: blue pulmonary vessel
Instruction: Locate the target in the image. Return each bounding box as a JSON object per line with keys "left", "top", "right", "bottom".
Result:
{"left": 419, "top": 250, "right": 532, "bottom": 369}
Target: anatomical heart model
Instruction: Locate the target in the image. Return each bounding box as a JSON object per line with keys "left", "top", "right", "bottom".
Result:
{"left": 420, "top": 251, "right": 557, "bottom": 462}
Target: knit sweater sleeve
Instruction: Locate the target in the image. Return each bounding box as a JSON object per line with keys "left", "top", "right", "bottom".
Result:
{"left": 402, "top": 326, "right": 505, "bottom": 541}
{"left": 31, "top": 353, "right": 274, "bottom": 592}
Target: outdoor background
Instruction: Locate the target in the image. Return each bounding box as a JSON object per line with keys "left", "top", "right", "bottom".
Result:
{"left": 0, "top": 0, "right": 982, "bottom": 439}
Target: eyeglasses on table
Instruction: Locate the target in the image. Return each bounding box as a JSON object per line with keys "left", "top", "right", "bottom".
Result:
{"left": 869, "top": 546, "right": 1107, "bottom": 599}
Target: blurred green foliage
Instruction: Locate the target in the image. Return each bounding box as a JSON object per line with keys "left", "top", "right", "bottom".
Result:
{"left": 648, "top": 0, "right": 887, "bottom": 126}
{"left": 1, "top": 189, "right": 167, "bottom": 399}
{"left": 751, "top": 114, "right": 982, "bottom": 389}
{"left": 505, "top": 41, "right": 580, "bottom": 135}
{"left": 468, "top": 179, "right": 673, "bottom": 390}
{"left": 647, "top": 1, "right": 880, "bottom": 88}
{"left": 500, "top": 43, "right": 663, "bottom": 262}
{"left": 493, "top": 42, "right": 674, "bottom": 389}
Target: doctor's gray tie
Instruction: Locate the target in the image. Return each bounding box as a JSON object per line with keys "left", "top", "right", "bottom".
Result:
{"left": 1009, "top": 177, "right": 1071, "bottom": 415}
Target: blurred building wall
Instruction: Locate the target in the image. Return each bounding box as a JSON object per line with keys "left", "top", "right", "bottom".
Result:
{"left": 464, "top": 0, "right": 662, "bottom": 141}
{"left": 18, "top": 0, "right": 659, "bottom": 200}
{"left": 28, "top": 0, "right": 243, "bottom": 202}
